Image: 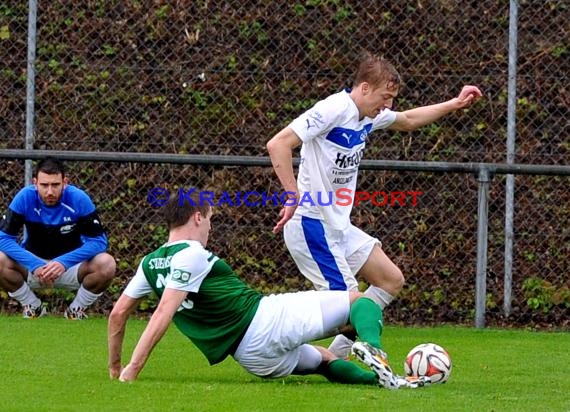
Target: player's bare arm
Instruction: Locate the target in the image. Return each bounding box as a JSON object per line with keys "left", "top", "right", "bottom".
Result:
{"left": 267, "top": 127, "right": 303, "bottom": 233}
{"left": 267, "top": 127, "right": 302, "bottom": 194}
{"left": 119, "top": 288, "right": 188, "bottom": 382}
{"left": 389, "top": 85, "right": 482, "bottom": 132}
{"left": 108, "top": 294, "right": 142, "bottom": 379}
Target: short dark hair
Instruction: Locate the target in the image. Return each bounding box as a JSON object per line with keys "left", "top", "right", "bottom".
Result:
{"left": 162, "top": 190, "right": 211, "bottom": 229}
{"left": 352, "top": 50, "right": 401, "bottom": 91}
{"left": 34, "top": 157, "right": 66, "bottom": 178}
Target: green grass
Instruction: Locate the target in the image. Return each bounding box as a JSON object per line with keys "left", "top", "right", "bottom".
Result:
{"left": 0, "top": 315, "right": 568, "bottom": 412}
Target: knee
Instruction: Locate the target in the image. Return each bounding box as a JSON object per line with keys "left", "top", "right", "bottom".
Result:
{"left": 93, "top": 253, "right": 117, "bottom": 281}
{"left": 0, "top": 252, "right": 9, "bottom": 270}
{"left": 372, "top": 266, "right": 405, "bottom": 296}
{"left": 391, "top": 268, "right": 405, "bottom": 292}
{"left": 0, "top": 252, "right": 15, "bottom": 276}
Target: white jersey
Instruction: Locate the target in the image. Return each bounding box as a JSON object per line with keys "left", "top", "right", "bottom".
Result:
{"left": 289, "top": 89, "right": 397, "bottom": 230}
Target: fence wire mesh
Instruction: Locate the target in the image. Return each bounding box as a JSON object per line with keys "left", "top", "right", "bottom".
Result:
{"left": 0, "top": 1, "right": 568, "bottom": 326}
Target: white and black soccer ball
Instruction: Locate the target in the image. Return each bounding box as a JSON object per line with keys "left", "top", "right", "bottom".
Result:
{"left": 404, "top": 342, "right": 452, "bottom": 384}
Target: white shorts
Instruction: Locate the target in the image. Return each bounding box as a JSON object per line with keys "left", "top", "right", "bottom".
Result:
{"left": 233, "top": 290, "right": 350, "bottom": 378}
{"left": 283, "top": 214, "right": 380, "bottom": 291}
{"left": 27, "top": 263, "right": 81, "bottom": 290}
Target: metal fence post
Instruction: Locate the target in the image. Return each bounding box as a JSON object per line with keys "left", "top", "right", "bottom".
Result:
{"left": 504, "top": 0, "right": 519, "bottom": 317}
{"left": 25, "top": 0, "right": 38, "bottom": 185}
{"left": 476, "top": 168, "right": 492, "bottom": 328}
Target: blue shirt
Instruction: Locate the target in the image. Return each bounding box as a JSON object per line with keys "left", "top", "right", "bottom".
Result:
{"left": 0, "top": 184, "right": 108, "bottom": 272}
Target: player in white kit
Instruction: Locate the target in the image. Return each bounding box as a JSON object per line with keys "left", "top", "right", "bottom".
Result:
{"left": 267, "top": 50, "right": 482, "bottom": 355}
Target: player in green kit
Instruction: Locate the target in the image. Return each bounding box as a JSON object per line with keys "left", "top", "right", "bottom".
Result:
{"left": 107, "top": 191, "right": 429, "bottom": 389}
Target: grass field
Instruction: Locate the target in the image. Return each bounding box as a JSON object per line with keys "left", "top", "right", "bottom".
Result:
{"left": 0, "top": 315, "right": 568, "bottom": 412}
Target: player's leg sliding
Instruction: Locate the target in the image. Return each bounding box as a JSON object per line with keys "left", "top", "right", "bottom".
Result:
{"left": 397, "top": 375, "right": 432, "bottom": 388}
{"left": 351, "top": 343, "right": 432, "bottom": 389}
{"left": 348, "top": 297, "right": 397, "bottom": 389}
{"left": 351, "top": 341, "right": 400, "bottom": 389}
{"left": 317, "top": 359, "right": 378, "bottom": 385}
{"left": 293, "top": 344, "right": 378, "bottom": 385}
{"left": 348, "top": 297, "right": 430, "bottom": 389}
{"left": 328, "top": 335, "right": 354, "bottom": 358}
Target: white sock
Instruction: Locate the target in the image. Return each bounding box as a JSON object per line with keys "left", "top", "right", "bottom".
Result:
{"left": 364, "top": 286, "right": 395, "bottom": 309}
{"left": 9, "top": 283, "right": 41, "bottom": 307}
{"left": 328, "top": 334, "right": 354, "bottom": 359}
{"left": 70, "top": 285, "right": 102, "bottom": 309}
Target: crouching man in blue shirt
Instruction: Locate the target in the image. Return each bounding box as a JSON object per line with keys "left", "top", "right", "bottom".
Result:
{"left": 0, "top": 157, "right": 116, "bottom": 319}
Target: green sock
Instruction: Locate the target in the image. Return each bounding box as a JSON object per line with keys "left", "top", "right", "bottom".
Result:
{"left": 349, "top": 297, "right": 383, "bottom": 349}
{"left": 318, "top": 359, "right": 378, "bottom": 385}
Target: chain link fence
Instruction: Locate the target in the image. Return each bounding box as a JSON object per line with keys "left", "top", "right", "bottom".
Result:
{"left": 1, "top": 1, "right": 568, "bottom": 327}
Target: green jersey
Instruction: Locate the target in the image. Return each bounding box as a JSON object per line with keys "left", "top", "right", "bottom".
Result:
{"left": 125, "top": 240, "right": 262, "bottom": 365}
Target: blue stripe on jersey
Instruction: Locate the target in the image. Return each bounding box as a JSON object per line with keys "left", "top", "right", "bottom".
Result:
{"left": 325, "top": 124, "right": 372, "bottom": 149}
{"left": 301, "top": 216, "right": 347, "bottom": 290}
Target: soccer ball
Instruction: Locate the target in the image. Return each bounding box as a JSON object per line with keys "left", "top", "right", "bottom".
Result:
{"left": 404, "top": 343, "right": 452, "bottom": 384}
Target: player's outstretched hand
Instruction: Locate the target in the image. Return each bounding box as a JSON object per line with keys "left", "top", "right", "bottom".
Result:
{"left": 118, "top": 363, "right": 138, "bottom": 382}
{"left": 272, "top": 204, "right": 297, "bottom": 233}
{"left": 109, "top": 364, "right": 123, "bottom": 380}
{"left": 454, "top": 85, "right": 483, "bottom": 109}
